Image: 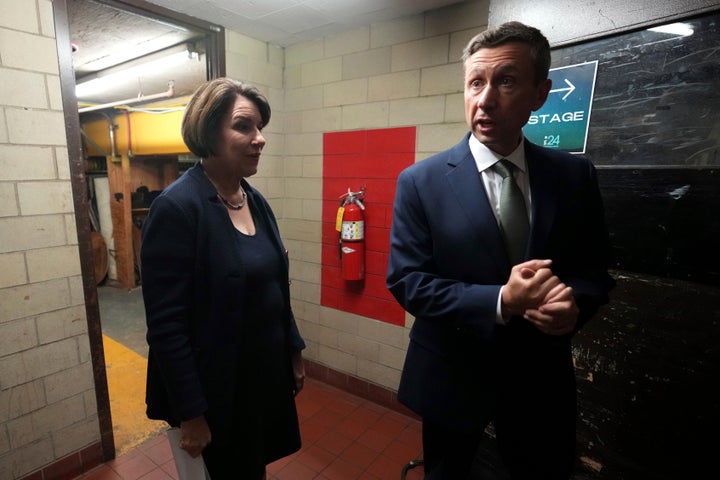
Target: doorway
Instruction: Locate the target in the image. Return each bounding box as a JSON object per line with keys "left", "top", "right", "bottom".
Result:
{"left": 53, "top": 0, "right": 224, "bottom": 460}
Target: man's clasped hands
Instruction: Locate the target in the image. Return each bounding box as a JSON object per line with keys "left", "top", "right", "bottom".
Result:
{"left": 502, "top": 259, "right": 580, "bottom": 335}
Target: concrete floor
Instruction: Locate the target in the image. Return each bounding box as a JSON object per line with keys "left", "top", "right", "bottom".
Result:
{"left": 97, "top": 284, "right": 167, "bottom": 455}
{"left": 98, "top": 284, "right": 147, "bottom": 357}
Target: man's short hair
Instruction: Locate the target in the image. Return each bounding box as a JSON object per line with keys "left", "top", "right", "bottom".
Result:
{"left": 462, "top": 21, "right": 551, "bottom": 85}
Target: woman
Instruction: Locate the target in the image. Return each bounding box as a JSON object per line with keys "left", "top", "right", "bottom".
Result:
{"left": 141, "top": 78, "right": 306, "bottom": 479}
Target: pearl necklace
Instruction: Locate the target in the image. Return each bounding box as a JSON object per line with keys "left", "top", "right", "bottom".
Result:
{"left": 217, "top": 189, "right": 246, "bottom": 210}
{"left": 201, "top": 161, "right": 246, "bottom": 210}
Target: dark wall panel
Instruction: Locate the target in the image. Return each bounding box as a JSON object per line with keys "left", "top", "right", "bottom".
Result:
{"left": 477, "top": 2, "right": 720, "bottom": 478}
{"left": 554, "top": 11, "right": 720, "bottom": 282}
{"left": 571, "top": 272, "right": 720, "bottom": 479}
{"left": 489, "top": 0, "right": 720, "bottom": 46}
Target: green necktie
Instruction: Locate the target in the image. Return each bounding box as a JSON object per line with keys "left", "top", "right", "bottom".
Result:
{"left": 493, "top": 159, "right": 529, "bottom": 266}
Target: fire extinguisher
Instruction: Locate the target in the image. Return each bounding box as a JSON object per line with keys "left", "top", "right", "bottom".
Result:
{"left": 337, "top": 187, "right": 366, "bottom": 281}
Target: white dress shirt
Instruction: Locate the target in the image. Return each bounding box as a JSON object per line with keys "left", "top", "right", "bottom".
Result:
{"left": 468, "top": 134, "right": 532, "bottom": 224}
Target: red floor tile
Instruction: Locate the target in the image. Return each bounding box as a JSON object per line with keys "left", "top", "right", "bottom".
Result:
{"left": 141, "top": 438, "right": 173, "bottom": 467}
{"left": 338, "top": 415, "right": 371, "bottom": 438}
{"left": 158, "top": 458, "right": 178, "bottom": 479}
{"left": 382, "top": 439, "right": 420, "bottom": 463}
{"left": 267, "top": 452, "right": 294, "bottom": 475}
{"left": 352, "top": 405, "right": 384, "bottom": 426}
{"left": 341, "top": 442, "right": 379, "bottom": 469}
{"left": 372, "top": 413, "right": 410, "bottom": 437}
{"left": 321, "top": 457, "right": 363, "bottom": 480}
{"left": 135, "top": 468, "right": 174, "bottom": 480}
{"left": 295, "top": 445, "right": 337, "bottom": 472}
{"left": 71, "top": 379, "right": 422, "bottom": 480}
{"left": 274, "top": 459, "right": 317, "bottom": 480}
{"left": 326, "top": 396, "right": 364, "bottom": 416}
{"left": 311, "top": 407, "right": 348, "bottom": 429}
{"left": 79, "top": 465, "right": 123, "bottom": 480}
{"left": 315, "top": 430, "right": 354, "bottom": 455}
{"left": 110, "top": 453, "right": 158, "bottom": 479}
{"left": 356, "top": 428, "right": 394, "bottom": 453}
{"left": 298, "top": 417, "right": 331, "bottom": 443}
{"left": 395, "top": 424, "right": 422, "bottom": 451}
{"left": 366, "top": 453, "right": 408, "bottom": 480}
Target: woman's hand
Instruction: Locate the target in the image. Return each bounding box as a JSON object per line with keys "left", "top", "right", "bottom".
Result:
{"left": 291, "top": 351, "right": 305, "bottom": 396}
{"left": 179, "top": 415, "right": 212, "bottom": 458}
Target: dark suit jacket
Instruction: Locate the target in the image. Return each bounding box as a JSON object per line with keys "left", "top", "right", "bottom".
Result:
{"left": 386, "top": 133, "right": 614, "bottom": 432}
{"left": 141, "top": 163, "right": 305, "bottom": 443}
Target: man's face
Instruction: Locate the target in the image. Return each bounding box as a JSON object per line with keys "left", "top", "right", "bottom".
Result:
{"left": 464, "top": 42, "right": 551, "bottom": 157}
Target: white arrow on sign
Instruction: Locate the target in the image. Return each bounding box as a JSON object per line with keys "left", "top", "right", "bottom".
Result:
{"left": 550, "top": 79, "right": 575, "bottom": 100}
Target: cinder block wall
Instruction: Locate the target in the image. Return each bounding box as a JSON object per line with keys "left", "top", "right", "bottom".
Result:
{"left": 224, "top": 30, "right": 287, "bottom": 211}
{"left": 0, "top": 1, "right": 100, "bottom": 478}
{"left": 0, "top": 1, "right": 491, "bottom": 477}
{"left": 278, "top": 0, "right": 489, "bottom": 391}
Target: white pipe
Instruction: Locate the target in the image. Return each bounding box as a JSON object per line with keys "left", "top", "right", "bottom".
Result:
{"left": 106, "top": 114, "right": 117, "bottom": 158}
{"left": 78, "top": 83, "right": 175, "bottom": 114}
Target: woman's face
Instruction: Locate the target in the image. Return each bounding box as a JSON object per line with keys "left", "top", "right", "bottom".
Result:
{"left": 210, "top": 94, "right": 266, "bottom": 177}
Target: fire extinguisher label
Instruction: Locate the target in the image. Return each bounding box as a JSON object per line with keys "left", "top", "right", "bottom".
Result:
{"left": 335, "top": 207, "right": 345, "bottom": 232}
{"left": 341, "top": 221, "right": 364, "bottom": 240}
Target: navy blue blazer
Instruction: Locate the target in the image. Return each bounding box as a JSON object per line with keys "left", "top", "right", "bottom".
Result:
{"left": 387, "top": 133, "right": 614, "bottom": 431}
{"left": 141, "top": 163, "right": 305, "bottom": 439}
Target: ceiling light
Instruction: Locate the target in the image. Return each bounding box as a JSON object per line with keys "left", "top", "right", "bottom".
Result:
{"left": 648, "top": 23, "right": 694, "bottom": 37}
{"left": 75, "top": 44, "right": 199, "bottom": 99}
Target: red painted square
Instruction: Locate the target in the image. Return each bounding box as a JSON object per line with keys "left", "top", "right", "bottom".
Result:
{"left": 324, "top": 130, "right": 367, "bottom": 155}
{"left": 321, "top": 127, "right": 415, "bottom": 326}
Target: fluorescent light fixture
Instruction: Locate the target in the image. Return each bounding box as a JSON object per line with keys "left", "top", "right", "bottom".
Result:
{"left": 76, "top": 44, "right": 199, "bottom": 98}
{"left": 648, "top": 22, "right": 694, "bottom": 37}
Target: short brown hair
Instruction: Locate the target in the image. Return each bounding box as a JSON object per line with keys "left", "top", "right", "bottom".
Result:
{"left": 462, "top": 21, "right": 551, "bottom": 85}
{"left": 181, "top": 78, "right": 271, "bottom": 158}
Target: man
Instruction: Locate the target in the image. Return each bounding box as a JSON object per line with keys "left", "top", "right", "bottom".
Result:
{"left": 386, "top": 22, "right": 615, "bottom": 480}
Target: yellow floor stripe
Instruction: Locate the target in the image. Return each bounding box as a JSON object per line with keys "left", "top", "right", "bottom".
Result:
{"left": 102, "top": 334, "right": 168, "bottom": 456}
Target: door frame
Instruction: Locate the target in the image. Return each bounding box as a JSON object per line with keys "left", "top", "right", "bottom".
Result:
{"left": 52, "top": 0, "right": 225, "bottom": 460}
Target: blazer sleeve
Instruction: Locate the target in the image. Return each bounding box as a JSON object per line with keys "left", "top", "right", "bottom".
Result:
{"left": 141, "top": 193, "right": 208, "bottom": 421}
{"left": 386, "top": 166, "right": 502, "bottom": 342}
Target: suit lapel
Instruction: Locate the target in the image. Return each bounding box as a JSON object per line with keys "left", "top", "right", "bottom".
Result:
{"left": 441, "top": 137, "right": 563, "bottom": 272}
{"left": 525, "top": 141, "right": 558, "bottom": 258}
{"left": 444, "top": 137, "right": 509, "bottom": 274}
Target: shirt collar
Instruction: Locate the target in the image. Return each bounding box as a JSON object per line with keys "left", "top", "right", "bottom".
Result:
{"left": 468, "top": 134, "right": 527, "bottom": 174}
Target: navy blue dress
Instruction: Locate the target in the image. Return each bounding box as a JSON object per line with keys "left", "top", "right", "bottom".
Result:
{"left": 201, "top": 205, "right": 301, "bottom": 477}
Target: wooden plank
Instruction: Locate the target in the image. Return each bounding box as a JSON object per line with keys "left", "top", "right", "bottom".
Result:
{"left": 108, "top": 154, "right": 135, "bottom": 288}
